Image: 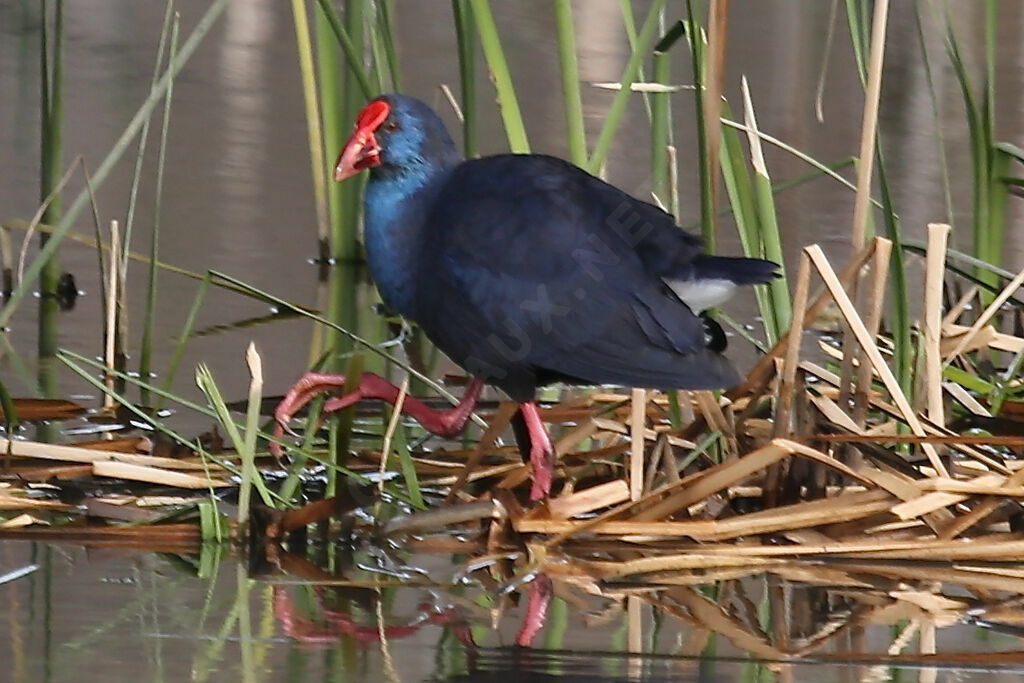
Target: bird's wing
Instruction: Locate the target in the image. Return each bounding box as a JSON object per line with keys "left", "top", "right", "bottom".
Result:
{"left": 414, "top": 155, "right": 741, "bottom": 399}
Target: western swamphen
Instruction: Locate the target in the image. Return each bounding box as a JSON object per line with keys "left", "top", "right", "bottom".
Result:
{"left": 275, "top": 94, "right": 778, "bottom": 500}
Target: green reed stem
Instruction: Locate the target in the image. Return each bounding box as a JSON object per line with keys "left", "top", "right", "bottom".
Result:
{"left": 685, "top": 7, "right": 714, "bottom": 249}
{"left": 651, "top": 22, "right": 684, "bottom": 203}
{"left": 316, "top": 2, "right": 348, "bottom": 261}
{"left": 140, "top": 14, "right": 179, "bottom": 405}
{"left": 619, "top": 0, "right": 652, "bottom": 119}
{"left": 553, "top": 0, "right": 587, "bottom": 167}
{"left": 451, "top": 0, "right": 478, "bottom": 156}
{"left": 313, "top": 0, "right": 373, "bottom": 99}
{"left": 38, "top": 0, "right": 64, "bottom": 405}
{"left": 379, "top": 0, "right": 401, "bottom": 91}
{"left": 470, "top": 0, "right": 530, "bottom": 152}
{"left": 588, "top": 0, "right": 666, "bottom": 175}
{"left": 291, "top": 0, "right": 331, "bottom": 253}
{"left": 0, "top": 0, "right": 230, "bottom": 330}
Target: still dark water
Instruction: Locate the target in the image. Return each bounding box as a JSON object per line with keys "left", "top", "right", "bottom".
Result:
{"left": 5, "top": 540, "right": 1024, "bottom": 683}
{"left": 4, "top": 1, "right": 1024, "bottom": 680}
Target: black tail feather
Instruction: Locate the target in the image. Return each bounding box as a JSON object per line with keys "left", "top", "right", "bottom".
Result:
{"left": 693, "top": 255, "right": 779, "bottom": 285}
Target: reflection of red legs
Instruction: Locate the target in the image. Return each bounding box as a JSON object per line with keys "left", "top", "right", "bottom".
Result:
{"left": 274, "top": 587, "right": 476, "bottom": 650}
{"left": 515, "top": 573, "right": 553, "bottom": 647}
{"left": 519, "top": 402, "right": 554, "bottom": 500}
{"left": 272, "top": 372, "right": 484, "bottom": 457}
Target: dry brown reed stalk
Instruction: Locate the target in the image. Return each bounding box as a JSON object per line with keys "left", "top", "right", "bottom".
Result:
{"left": 943, "top": 263, "right": 1024, "bottom": 362}
{"left": 924, "top": 224, "right": 951, "bottom": 424}
{"left": 851, "top": 236, "right": 892, "bottom": 429}
{"left": 703, "top": 0, "right": 729, "bottom": 242}
{"left": 805, "top": 245, "right": 948, "bottom": 477}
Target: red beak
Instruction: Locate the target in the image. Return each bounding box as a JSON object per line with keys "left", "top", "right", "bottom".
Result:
{"left": 334, "top": 99, "right": 391, "bottom": 182}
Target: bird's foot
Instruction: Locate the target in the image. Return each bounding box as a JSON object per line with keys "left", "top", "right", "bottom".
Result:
{"left": 271, "top": 372, "right": 351, "bottom": 458}
{"left": 271, "top": 372, "right": 485, "bottom": 458}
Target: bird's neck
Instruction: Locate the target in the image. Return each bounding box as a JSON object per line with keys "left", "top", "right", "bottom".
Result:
{"left": 363, "top": 158, "right": 458, "bottom": 317}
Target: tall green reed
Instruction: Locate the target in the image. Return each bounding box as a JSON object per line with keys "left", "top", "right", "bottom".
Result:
{"left": 1, "top": 0, "right": 230, "bottom": 331}
{"left": 37, "top": 0, "right": 64, "bottom": 410}
{"left": 940, "top": 0, "right": 1022, "bottom": 301}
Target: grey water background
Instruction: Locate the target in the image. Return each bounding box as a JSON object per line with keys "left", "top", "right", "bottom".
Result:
{"left": 3, "top": 1, "right": 1024, "bottom": 680}
{"left": 2, "top": 1, "right": 1023, "bottom": 408}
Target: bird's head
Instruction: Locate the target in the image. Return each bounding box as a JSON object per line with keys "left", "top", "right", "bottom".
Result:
{"left": 334, "top": 94, "right": 457, "bottom": 182}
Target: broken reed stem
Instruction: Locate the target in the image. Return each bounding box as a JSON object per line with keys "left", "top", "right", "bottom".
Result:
{"left": 378, "top": 374, "right": 409, "bottom": 497}
{"left": 731, "top": 239, "right": 878, "bottom": 399}
{"left": 774, "top": 250, "right": 812, "bottom": 438}
{"left": 445, "top": 401, "right": 518, "bottom": 504}
{"left": 804, "top": 245, "right": 948, "bottom": 477}
{"left": 943, "top": 263, "right": 1024, "bottom": 363}
{"left": 840, "top": 0, "right": 889, "bottom": 447}
{"left": 851, "top": 0, "right": 889, "bottom": 248}
{"left": 627, "top": 595, "right": 643, "bottom": 654}
{"left": 104, "top": 220, "right": 119, "bottom": 410}
{"left": 852, "top": 237, "right": 892, "bottom": 428}
{"left": 924, "top": 223, "right": 951, "bottom": 425}
{"left": 703, "top": 0, "right": 729, "bottom": 243}
{"left": 942, "top": 286, "right": 978, "bottom": 328}
{"left": 630, "top": 388, "right": 645, "bottom": 500}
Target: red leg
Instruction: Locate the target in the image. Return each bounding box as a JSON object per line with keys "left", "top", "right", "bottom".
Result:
{"left": 272, "top": 372, "right": 484, "bottom": 457}
{"left": 519, "top": 402, "right": 554, "bottom": 500}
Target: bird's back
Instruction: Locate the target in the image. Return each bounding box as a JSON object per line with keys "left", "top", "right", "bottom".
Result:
{"left": 411, "top": 154, "right": 767, "bottom": 401}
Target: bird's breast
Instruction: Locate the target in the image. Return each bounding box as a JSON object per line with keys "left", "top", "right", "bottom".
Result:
{"left": 363, "top": 191, "right": 422, "bottom": 318}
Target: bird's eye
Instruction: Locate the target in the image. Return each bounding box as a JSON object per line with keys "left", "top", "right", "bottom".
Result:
{"left": 384, "top": 119, "right": 400, "bottom": 132}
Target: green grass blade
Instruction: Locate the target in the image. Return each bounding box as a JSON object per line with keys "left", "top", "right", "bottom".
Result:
{"left": 208, "top": 271, "right": 486, "bottom": 426}
{"left": 844, "top": 0, "right": 868, "bottom": 86}
{"left": 875, "top": 148, "right": 912, "bottom": 396}
{"left": 392, "top": 411, "right": 423, "bottom": 509}
{"left": 159, "top": 272, "right": 211, "bottom": 401}
{"left": 195, "top": 363, "right": 274, "bottom": 509}
{"left": 618, "top": 0, "right": 653, "bottom": 119}
{"left": 739, "top": 79, "right": 790, "bottom": 343}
